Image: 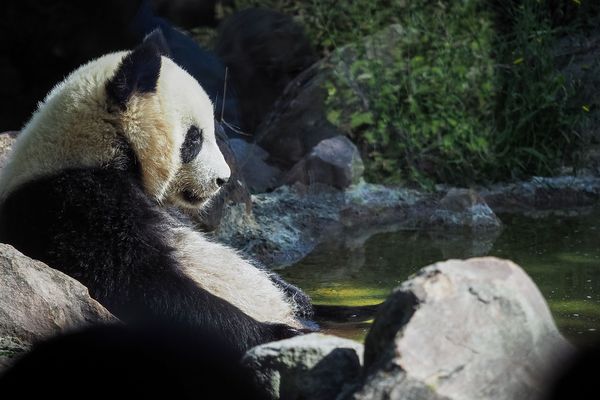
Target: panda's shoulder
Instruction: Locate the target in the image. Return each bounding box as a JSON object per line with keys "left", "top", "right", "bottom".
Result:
{"left": 0, "top": 166, "right": 175, "bottom": 271}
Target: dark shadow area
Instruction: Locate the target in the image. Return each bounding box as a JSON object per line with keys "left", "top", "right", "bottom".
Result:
{"left": 0, "top": 323, "right": 266, "bottom": 399}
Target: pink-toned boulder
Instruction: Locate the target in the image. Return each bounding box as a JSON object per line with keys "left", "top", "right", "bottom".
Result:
{"left": 349, "top": 257, "right": 574, "bottom": 400}
{"left": 0, "top": 244, "right": 116, "bottom": 369}
{"left": 0, "top": 131, "right": 17, "bottom": 170}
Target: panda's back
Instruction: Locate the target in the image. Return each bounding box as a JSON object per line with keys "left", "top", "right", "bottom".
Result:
{"left": 0, "top": 165, "right": 176, "bottom": 309}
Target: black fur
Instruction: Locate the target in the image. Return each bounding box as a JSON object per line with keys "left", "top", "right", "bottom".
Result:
{"left": 0, "top": 323, "right": 266, "bottom": 399}
{"left": 181, "top": 125, "right": 203, "bottom": 163}
{"left": 0, "top": 166, "right": 299, "bottom": 356}
{"left": 143, "top": 28, "right": 171, "bottom": 58}
{"left": 105, "top": 32, "right": 165, "bottom": 109}
{"left": 267, "top": 270, "right": 313, "bottom": 319}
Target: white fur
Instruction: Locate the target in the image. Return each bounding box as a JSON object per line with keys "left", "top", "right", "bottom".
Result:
{"left": 0, "top": 49, "right": 299, "bottom": 327}
{"left": 170, "top": 224, "right": 301, "bottom": 327}
{"left": 0, "top": 53, "right": 127, "bottom": 200}
{"left": 0, "top": 53, "right": 231, "bottom": 204}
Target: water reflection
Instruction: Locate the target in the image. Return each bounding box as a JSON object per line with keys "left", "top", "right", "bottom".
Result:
{"left": 280, "top": 210, "right": 600, "bottom": 345}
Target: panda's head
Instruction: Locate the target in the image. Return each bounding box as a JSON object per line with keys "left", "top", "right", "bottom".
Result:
{"left": 105, "top": 31, "right": 231, "bottom": 209}
{"left": 1, "top": 30, "right": 230, "bottom": 209}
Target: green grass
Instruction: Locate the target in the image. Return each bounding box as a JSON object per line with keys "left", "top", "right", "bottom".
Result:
{"left": 225, "top": 0, "right": 598, "bottom": 186}
{"left": 322, "top": 2, "right": 496, "bottom": 186}
{"left": 488, "top": 0, "right": 583, "bottom": 181}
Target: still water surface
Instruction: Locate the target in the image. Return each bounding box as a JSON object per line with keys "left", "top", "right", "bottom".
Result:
{"left": 281, "top": 210, "right": 600, "bottom": 345}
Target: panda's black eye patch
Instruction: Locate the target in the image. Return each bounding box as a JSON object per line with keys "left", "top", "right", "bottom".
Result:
{"left": 181, "top": 125, "right": 203, "bottom": 163}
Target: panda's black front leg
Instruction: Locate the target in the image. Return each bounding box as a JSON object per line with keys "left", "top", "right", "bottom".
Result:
{"left": 260, "top": 266, "right": 313, "bottom": 320}
{"left": 271, "top": 273, "right": 313, "bottom": 319}
{"left": 134, "top": 268, "right": 302, "bottom": 355}
{"left": 0, "top": 168, "right": 302, "bottom": 357}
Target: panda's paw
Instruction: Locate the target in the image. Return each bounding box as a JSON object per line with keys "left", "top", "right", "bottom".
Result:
{"left": 267, "top": 273, "right": 314, "bottom": 319}
{"left": 267, "top": 323, "right": 305, "bottom": 341}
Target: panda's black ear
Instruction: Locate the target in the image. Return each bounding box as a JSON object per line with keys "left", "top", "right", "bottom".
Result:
{"left": 106, "top": 30, "right": 170, "bottom": 110}
{"left": 143, "top": 29, "right": 171, "bottom": 58}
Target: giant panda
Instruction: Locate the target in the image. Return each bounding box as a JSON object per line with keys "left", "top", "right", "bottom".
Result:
{"left": 0, "top": 31, "right": 312, "bottom": 356}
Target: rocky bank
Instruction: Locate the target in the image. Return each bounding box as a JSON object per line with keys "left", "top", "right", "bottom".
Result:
{"left": 0, "top": 244, "right": 116, "bottom": 370}
{"left": 242, "top": 258, "right": 573, "bottom": 400}
{"left": 212, "top": 175, "right": 600, "bottom": 267}
{"left": 0, "top": 132, "right": 584, "bottom": 398}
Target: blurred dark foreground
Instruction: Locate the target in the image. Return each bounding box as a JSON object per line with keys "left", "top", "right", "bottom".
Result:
{"left": 0, "top": 322, "right": 599, "bottom": 399}
{"left": 0, "top": 323, "right": 266, "bottom": 399}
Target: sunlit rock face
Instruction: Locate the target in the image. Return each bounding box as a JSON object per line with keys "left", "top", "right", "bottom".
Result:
{"left": 215, "top": 183, "right": 502, "bottom": 268}
{"left": 348, "top": 257, "right": 574, "bottom": 400}
{"left": 242, "top": 333, "right": 363, "bottom": 400}
{"left": 0, "top": 132, "right": 17, "bottom": 171}
{"left": 0, "top": 243, "right": 116, "bottom": 371}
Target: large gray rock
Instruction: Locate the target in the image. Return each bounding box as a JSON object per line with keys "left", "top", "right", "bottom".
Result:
{"left": 229, "top": 138, "right": 283, "bottom": 193}
{"left": 430, "top": 188, "right": 501, "bottom": 231}
{"left": 0, "top": 336, "right": 28, "bottom": 372}
{"left": 242, "top": 333, "right": 364, "bottom": 400}
{"left": 348, "top": 257, "right": 574, "bottom": 400}
{"left": 0, "top": 131, "right": 17, "bottom": 170}
{"left": 215, "top": 183, "right": 501, "bottom": 267}
{"left": 214, "top": 184, "right": 342, "bottom": 267}
{"left": 254, "top": 61, "right": 342, "bottom": 169}
{"left": 253, "top": 24, "right": 406, "bottom": 171}
{"left": 283, "top": 136, "right": 364, "bottom": 190}
{"left": 0, "top": 243, "right": 116, "bottom": 368}
{"left": 479, "top": 175, "right": 600, "bottom": 216}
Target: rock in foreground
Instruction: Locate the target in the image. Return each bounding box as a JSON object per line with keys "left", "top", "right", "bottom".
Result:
{"left": 0, "top": 244, "right": 116, "bottom": 368}
{"left": 348, "top": 257, "right": 574, "bottom": 400}
{"left": 242, "top": 333, "right": 364, "bottom": 400}
{"left": 0, "top": 132, "right": 17, "bottom": 170}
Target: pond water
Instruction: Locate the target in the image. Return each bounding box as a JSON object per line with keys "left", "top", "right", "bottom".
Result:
{"left": 280, "top": 209, "right": 600, "bottom": 346}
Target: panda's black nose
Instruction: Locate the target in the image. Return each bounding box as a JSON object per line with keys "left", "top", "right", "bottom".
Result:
{"left": 216, "top": 177, "right": 229, "bottom": 187}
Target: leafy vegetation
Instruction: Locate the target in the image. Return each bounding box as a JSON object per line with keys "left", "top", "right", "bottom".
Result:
{"left": 321, "top": 3, "right": 495, "bottom": 186}
{"left": 489, "top": 0, "right": 586, "bottom": 181}
{"left": 226, "top": 0, "right": 598, "bottom": 186}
